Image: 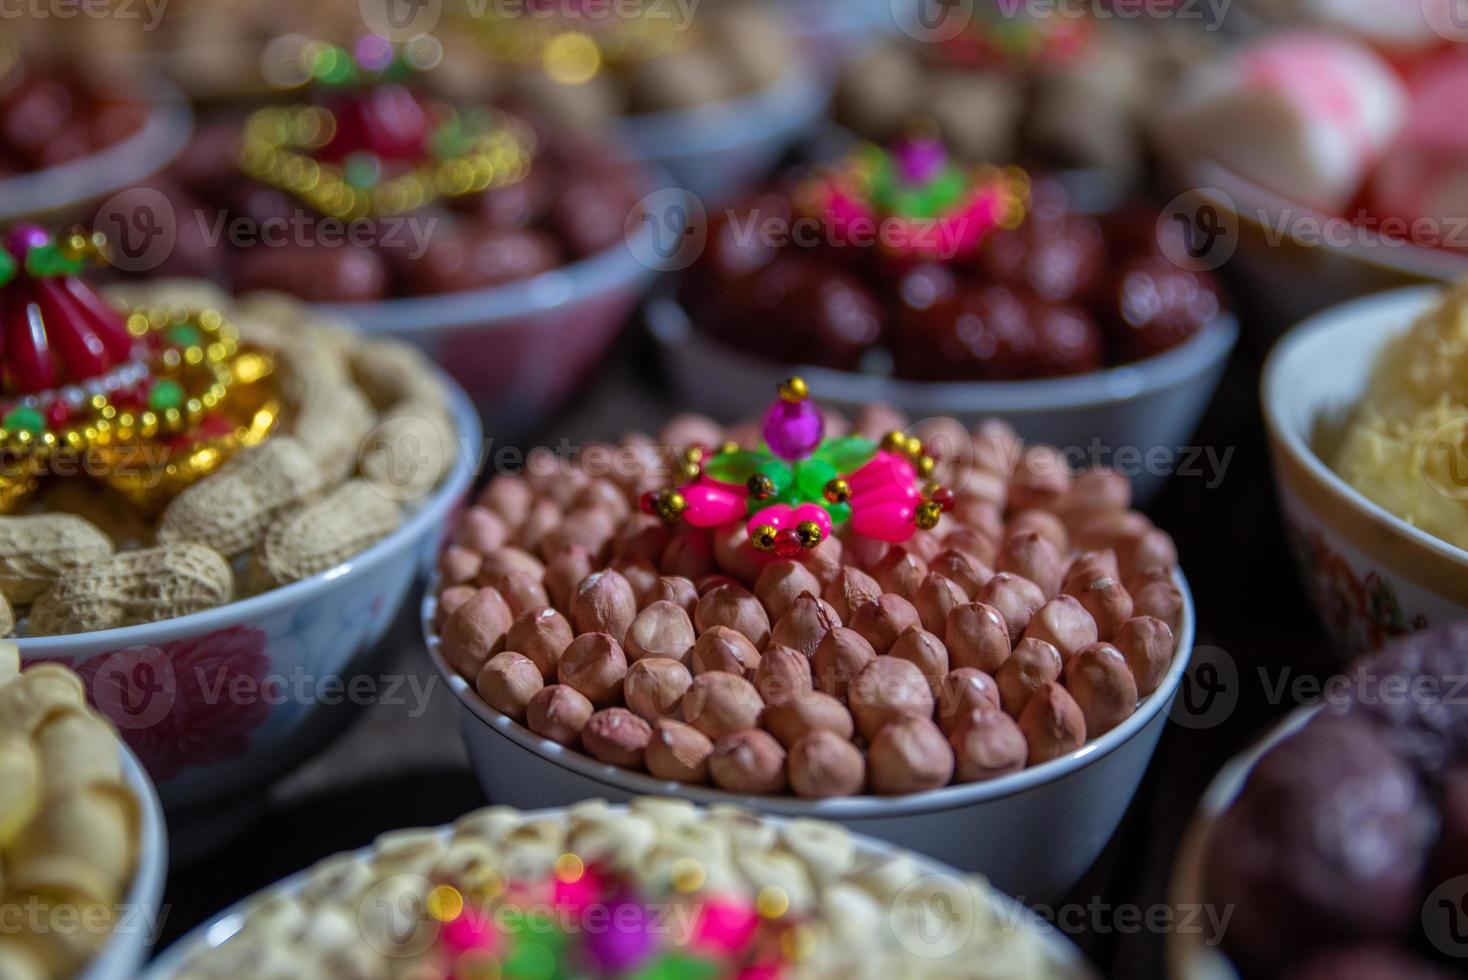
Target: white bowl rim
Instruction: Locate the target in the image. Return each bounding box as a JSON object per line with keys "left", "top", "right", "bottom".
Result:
{"left": 1185, "top": 158, "right": 1468, "bottom": 282}
{"left": 0, "top": 72, "right": 193, "bottom": 222}
{"left": 138, "top": 802, "right": 1092, "bottom": 979}
{"left": 617, "top": 57, "right": 830, "bottom": 159}
{"left": 82, "top": 742, "right": 170, "bottom": 980}
{"left": 15, "top": 370, "right": 482, "bottom": 655}
{"left": 309, "top": 172, "right": 685, "bottom": 333}
{"left": 647, "top": 293, "right": 1240, "bottom": 413}
{"left": 425, "top": 565, "right": 1196, "bottom": 818}
{"left": 1260, "top": 284, "right": 1468, "bottom": 568}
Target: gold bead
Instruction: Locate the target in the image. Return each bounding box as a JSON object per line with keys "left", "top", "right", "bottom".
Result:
{"left": 718, "top": 440, "right": 740, "bottom": 456}
{"left": 916, "top": 455, "right": 936, "bottom": 478}
{"left": 684, "top": 445, "right": 705, "bottom": 464}
{"left": 795, "top": 520, "right": 822, "bottom": 548}
{"left": 915, "top": 500, "right": 942, "bottom": 530}
{"left": 823, "top": 478, "right": 851, "bottom": 504}
{"left": 751, "top": 524, "right": 778, "bottom": 552}
{"left": 904, "top": 436, "right": 924, "bottom": 458}
{"left": 881, "top": 430, "right": 907, "bottom": 453}
{"left": 746, "top": 473, "right": 776, "bottom": 500}
{"left": 778, "top": 377, "right": 808, "bottom": 403}
{"left": 655, "top": 490, "right": 687, "bottom": 522}
{"left": 679, "top": 460, "right": 701, "bottom": 482}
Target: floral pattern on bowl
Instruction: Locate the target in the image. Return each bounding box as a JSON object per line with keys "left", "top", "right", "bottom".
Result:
{"left": 1286, "top": 523, "right": 1429, "bottom": 656}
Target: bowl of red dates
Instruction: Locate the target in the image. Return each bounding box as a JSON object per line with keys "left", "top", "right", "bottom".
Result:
{"left": 651, "top": 137, "right": 1237, "bottom": 501}
{"left": 0, "top": 46, "right": 191, "bottom": 222}
{"left": 1169, "top": 621, "right": 1468, "bottom": 979}
{"left": 119, "top": 38, "right": 668, "bottom": 431}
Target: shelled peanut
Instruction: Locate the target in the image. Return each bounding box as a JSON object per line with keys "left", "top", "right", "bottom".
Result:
{"left": 0, "top": 644, "right": 143, "bottom": 979}
{"left": 434, "top": 410, "right": 1185, "bottom": 799}
{"left": 0, "top": 290, "right": 457, "bottom": 638}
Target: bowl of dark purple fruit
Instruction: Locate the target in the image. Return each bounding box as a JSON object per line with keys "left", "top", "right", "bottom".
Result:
{"left": 650, "top": 135, "right": 1237, "bottom": 501}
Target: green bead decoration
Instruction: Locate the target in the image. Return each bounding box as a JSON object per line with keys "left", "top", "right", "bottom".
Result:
{"left": 166, "top": 324, "right": 203, "bottom": 348}
{"left": 0, "top": 248, "right": 15, "bottom": 288}
{"left": 2, "top": 406, "right": 44, "bottom": 434}
{"left": 343, "top": 152, "right": 383, "bottom": 189}
{"left": 148, "top": 380, "right": 185, "bottom": 412}
{"left": 756, "top": 458, "right": 793, "bottom": 494}
{"left": 630, "top": 953, "right": 722, "bottom": 980}
{"left": 794, "top": 458, "right": 838, "bottom": 500}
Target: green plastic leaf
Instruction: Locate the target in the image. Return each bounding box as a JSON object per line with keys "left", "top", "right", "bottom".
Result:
{"left": 813, "top": 436, "right": 877, "bottom": 473}
{"left": 704, "top": 449, "right": 770, "bottom": 486}
{"left": 758, "top": 459, "right": 794, "bottom": 494}
{"left": 826, "top": 501, "right": 852, "bottom": 525}
{"left": 629, "top": 953, "right": 722, "bottom": 980}
{"left": 0, "top": 248, "right": 15, "bottom": 288}
{"left": 794, "top": 458, "right": 838, "bottom": 501}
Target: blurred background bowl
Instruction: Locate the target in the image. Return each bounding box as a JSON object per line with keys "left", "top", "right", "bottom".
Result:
{"left": 1166, "top": 708, "right": 1315, "bottom": 980}
{"left": 619, "top": 59, "right": 830, "bottom": 204}
{"left": 0, "top": 73, "right": 192, "bottom": 224}
{"left": 16, "top": 374, "right": 481, "bottom": 809}
{"left": 424, "top": 569, "right": 1197, "bottom": 904}
{"left": 139, "top": 803, "right": 1097, "bottom": 979}
{"left": 1262, "top": 286, "right": 1468, "bottom": 663}
{"left": 311, "top": 199, "right": 677, "bottom": 436}
{"left": 83, "top": 744, "right": 169, "bottom": 980}
{"left": 648, "top": 293, "right": 1238, "bottom": 503}
{"left": 1182, "top": 161, "right": 1468, "bottom": 340}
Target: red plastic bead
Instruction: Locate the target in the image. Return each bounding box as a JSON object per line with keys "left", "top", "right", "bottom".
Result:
{"left": 931, "top": 486, "right": 956, "bottom": 512}
{"left": 639, "top": 491, "right": 659, "bottom": 516}
{"left": 46, "top": 400, "right": 70, "bottom": 428}
{"left": 772, "top": 527, "right": 803, "bottom": 558}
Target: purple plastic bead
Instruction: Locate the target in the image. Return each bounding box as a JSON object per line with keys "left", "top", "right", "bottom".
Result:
{"left": 762, "top": 397, "right": 824, "bottom": 461}
{"left": 895, "top": 137, "right": 946, "bottom": 186}
{"left": 4, "top": 225, "right": 50, "bottom": 256}
{"left": 583, "top": 896, "right": 654, "bottom": 973}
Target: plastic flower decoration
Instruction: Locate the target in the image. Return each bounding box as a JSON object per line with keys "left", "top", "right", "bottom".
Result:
{"left": 239, "top": 35, "right": 536, "bottom": 220}
{"left": 797, "top": 134, "right": 1029, "bottom": 263}
{"left": 0, "top": 224, "right": 278, "bottom": 512}
{"left": 430, "top": 853, "right": 793, "bottom": 979}
{"left": 931, "top": 0, "right": 1095, "bottom": 70}
{"left": 643, "top": 378, "right": 955, "bottom": 556}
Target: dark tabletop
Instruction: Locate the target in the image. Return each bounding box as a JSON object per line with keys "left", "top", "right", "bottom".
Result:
{"left": 154, "top": 293, "right": 1339, "bottom": 979}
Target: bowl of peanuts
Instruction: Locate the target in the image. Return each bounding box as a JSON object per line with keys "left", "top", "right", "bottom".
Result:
{"left": 141, "top": 798, "right": 1096, "bottom": 979}
{"left": 1, "top": 274, "right": 480, "bottom": 809}
{"left": 0, "top": 647, "right": 168, "bottom": 980}
{"left": 424, "top": 392, "right": 1194, "bottom": 903}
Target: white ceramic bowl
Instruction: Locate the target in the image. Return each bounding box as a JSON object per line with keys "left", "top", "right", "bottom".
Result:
{"left": 1176, "top": 160, "right": 1468, "bottom": 337}
{"left": 311, "top": 183, "right": 679, "bottom": 434}
{"left": 0, "top": 74, "right": 192, "bottom": 223}
{"left": 425, "top": 569, "right": 1197, "bottom": 904}
{"left": 139, "top": 804, "right": 1096, "bottom": 979}
{"left": 16, "top": 375, "right": 482, "bottom": 809}
{"left": 1262, "top": 286, "right": 1468, "bottom": 662}
{"left": 81, "top": 743, "right": 170, "bottom": 980}
{"left": 1166, "top": 707, "right": 1316, "bottom": 980}
{"left": 648, "top": 294, "right": 1238, "bottom": 504}
{"left": 619, "top": 61, "right": 831, "bottom": 205}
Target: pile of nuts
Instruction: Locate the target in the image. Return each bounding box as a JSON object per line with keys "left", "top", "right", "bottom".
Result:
{"left": 0, "top": 283, "right": 458, "bottom": 637}
{"left": 168, "top": 798, "right": 1062, "bottom": 979}
{"left": 0, "top": 643, "right": 143, "bottom": 979}
{"left": 432, "top": 409, "right": 1184, "bottom": 799}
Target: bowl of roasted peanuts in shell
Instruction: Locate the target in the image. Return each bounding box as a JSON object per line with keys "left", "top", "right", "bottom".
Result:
{"left": 0, "top": 644, "right": 168, "bottom": 980}
{"left": 142, "top": 799, "right": 1096, "bottom": 980}
{"left": 0, "top": 230, "right": 479, "bottom": 808}
{"left": 425, "top": 378, "right": 1195, "bottom": 902}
